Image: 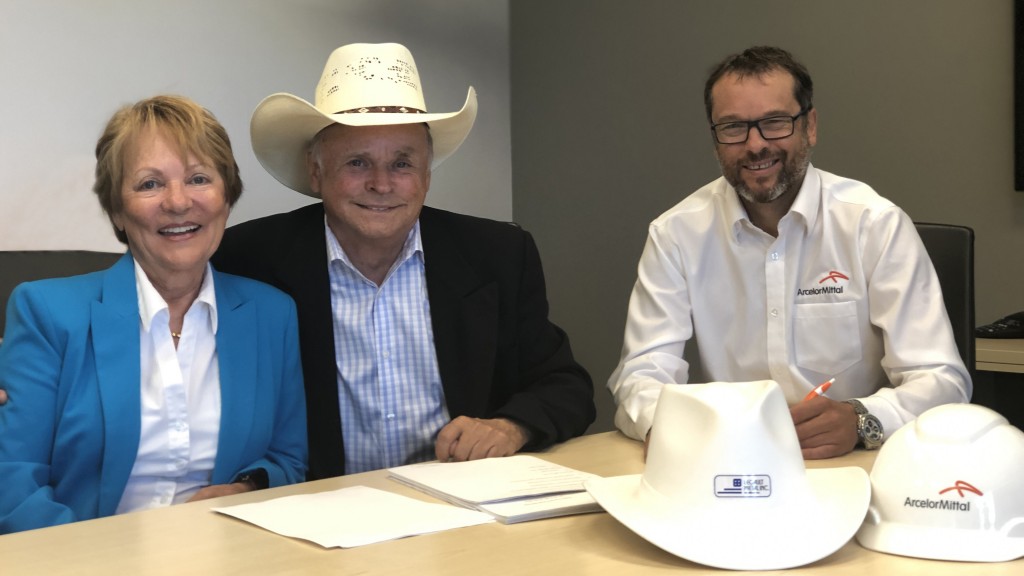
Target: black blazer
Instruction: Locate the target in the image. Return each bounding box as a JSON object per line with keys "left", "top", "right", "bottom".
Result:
{"left": 212, "top": 204, "right": 594, "bottom": 479}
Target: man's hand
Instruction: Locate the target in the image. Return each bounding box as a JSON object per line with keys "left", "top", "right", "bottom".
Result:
{"left": 435, "top": 416, "right": 529, "bottom": 463}
{"left": 186, "top": 482, "right": 255, "bottom": 502}
{"left": 0, "top": 389, "right": 7, "bottom": 405}
{"left": 790, "top": 397, "right": 859, "bottom": 459}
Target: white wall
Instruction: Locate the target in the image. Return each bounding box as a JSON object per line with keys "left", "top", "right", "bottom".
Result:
{"left": 0, "top": 0, "right": 511, "bottom": 252}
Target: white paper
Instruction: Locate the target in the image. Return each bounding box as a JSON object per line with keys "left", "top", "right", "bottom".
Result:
{"left": 213, "top": 485, "right": 494, "bottom": 548}
{"left": 389, "top": 455, "right": 599, "bottom": 503}
{"left": 477, "top": 491, "right": 601, "bottom": 524}
{"left": 387, "top": 455, "right": 604, "bottom": 523}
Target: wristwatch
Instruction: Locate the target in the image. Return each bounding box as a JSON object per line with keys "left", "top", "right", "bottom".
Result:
{"left": 233, "top": 469, "right": 269, "bottom": 491}
{"left": 844, "top": 399, "right": 884, "bottom": 450}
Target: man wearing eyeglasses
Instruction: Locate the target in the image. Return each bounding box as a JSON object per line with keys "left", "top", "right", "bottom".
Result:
{"left": 608, "top": 46, "right": 971, "bottom": 459}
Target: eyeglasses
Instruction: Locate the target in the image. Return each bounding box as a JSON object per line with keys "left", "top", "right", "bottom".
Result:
{"left": 710, "top": 108, "right": 811, "bottom": 145}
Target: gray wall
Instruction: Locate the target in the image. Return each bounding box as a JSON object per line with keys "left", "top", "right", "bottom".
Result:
{"left": 510, "top": 0, "right": 1022, "bottom": 433}
{"left": 0, "top": 0, "right": 511, "bottom": 252}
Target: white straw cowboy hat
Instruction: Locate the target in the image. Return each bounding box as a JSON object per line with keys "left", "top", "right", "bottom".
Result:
{"left": 250, "top": 42, "right": 477, "bottom": 197}
{"left": 586, "top": 381, "right": 870, "bottom": 571}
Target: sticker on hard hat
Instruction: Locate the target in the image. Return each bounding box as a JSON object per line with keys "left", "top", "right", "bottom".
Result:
{"left": 715, "top": 475, "right": 771, "bottom": 498}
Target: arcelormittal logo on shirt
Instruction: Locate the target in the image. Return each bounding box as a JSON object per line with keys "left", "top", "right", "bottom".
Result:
{"left": 903, "top": 480, "right": 983, "bottom": 513}
{"left": 796, "top": 270, "right": 849, "bottom": 297}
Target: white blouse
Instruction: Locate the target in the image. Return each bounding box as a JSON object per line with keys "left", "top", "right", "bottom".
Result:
{"left": 115, "top": 260, "right": 221, "bottom": 513}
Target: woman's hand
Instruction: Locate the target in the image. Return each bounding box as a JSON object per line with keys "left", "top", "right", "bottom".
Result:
{"left": 186, "top": 482, "right": 255, "bottom": 502}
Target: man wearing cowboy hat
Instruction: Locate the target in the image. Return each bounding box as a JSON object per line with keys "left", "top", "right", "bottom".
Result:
{"left": 211, "top": 43, "right": 595, "bottom": 479}
{"left": 608, "top": 46, "right": 971, "bottom": 459}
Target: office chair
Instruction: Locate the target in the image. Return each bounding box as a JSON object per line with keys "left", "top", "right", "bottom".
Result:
{"left": 914, "top": 222, "right": 975, "bottom": 379}
{"left": 0, "top": 250, "right": 123, "bottom": 336}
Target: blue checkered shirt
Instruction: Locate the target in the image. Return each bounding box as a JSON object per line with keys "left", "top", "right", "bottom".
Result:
{"left": 325, "top": 219, "right": 450, "bottom": 474}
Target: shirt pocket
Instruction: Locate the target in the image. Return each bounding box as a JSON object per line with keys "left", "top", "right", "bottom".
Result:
{"left": 793, "top": 301, "right": 862, "bottom": 375}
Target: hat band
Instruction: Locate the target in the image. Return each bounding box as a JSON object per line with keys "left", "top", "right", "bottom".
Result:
{"left": 336, "top": 105, "right": 426, "bottom": 114}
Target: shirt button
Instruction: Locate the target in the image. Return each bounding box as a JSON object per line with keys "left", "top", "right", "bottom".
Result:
{"left": 382, "top": 351, "right": 391, "bottom": 359}
{"left": 770, "top": 252, "right": 780, "bottom": 261}
{"left": 770, "top": 309, "right": 779, "bottom": 318}
{"left": 386, "top": 413, "right": 396, "bottom": 420}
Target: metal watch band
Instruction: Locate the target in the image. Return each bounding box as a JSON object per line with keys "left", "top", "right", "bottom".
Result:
{"left": 845, "top": 398, "right": 867, "bottom": 415}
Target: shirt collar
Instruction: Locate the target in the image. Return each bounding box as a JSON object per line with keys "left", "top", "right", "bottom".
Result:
{"left": 786, "top": 163, "right": 821, "bottom": 230}
{"left": 134, "top": 257, "right": 218, "bottom": 334}
{"left": 324, "top": 216, "right": 423, "bottom": 282}
{"left": 726, "top": 163, "right": 820, "bottom": 239}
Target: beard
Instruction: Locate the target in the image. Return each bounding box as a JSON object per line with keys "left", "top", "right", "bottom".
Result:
{"left": 718, "top": 134, "right": 813, "bottom": 205}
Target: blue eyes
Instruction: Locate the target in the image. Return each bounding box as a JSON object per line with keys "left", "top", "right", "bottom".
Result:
{"left": 134, "top": 174, "right": 212, "bottom": 191}
{"left": 346, "top": 159, "right": 415, "bottom": 169}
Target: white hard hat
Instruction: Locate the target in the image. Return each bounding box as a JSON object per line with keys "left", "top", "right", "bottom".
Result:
{"left": 857, "top": 403, "right": 1024, "bottom": 562}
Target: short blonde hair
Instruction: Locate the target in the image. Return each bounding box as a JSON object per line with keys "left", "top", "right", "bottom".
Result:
{"left": 93, "top": 95, "right": 243, "bottom": 244}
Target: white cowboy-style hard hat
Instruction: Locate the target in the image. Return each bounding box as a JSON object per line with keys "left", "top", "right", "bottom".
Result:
{"left": 586, "top": 380, "right": 870, "bottom": 571}
{"left": 250, "top": 42, "right": 477, "bottom": 197}
{"left": 857, "top": 402, "right": 1024, "bottom": 562}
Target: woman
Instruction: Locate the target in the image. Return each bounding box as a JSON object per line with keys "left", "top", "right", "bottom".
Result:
{"left": 0, "top": 95, "right": 307, "bottom": 533}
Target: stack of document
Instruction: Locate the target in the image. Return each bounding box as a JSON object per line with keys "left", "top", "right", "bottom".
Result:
{"left": 387, "top": 455, "right": 604, "bottom": 524}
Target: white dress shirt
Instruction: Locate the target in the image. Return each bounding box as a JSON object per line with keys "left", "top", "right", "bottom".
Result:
{"left": 608, "top": 165, "right": 971, "bottom": 441}
{"left": 116, "top": 260, "right": 220, "bottom": 513}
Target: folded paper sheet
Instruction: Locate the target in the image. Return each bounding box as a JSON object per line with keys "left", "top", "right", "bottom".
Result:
{"left": 388, "top": 455, "right": 604, "bottom": 523}
{"left": 213, "top": 485, "right": 494, "bottom": 548}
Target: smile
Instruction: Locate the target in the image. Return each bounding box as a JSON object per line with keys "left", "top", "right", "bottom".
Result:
{"left": 744, "top": 159, "right": 779, "bottom": 171}
{"left": 159, "top": 224, "right": 200, "bottom": 236}
{"left": 358, "top": 204, "right": 398, "bottom": 212}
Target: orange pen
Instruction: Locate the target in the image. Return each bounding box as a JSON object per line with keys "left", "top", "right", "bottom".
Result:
{"left": 802, "top": 378, "right": 834, "bottom": 402}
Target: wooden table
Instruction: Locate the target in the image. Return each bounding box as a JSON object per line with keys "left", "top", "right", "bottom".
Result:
{"left": 1, "top": 431, "right": 1018, "bottom": 575}
{"left": 977, "top": 338, "right": 1024, "bottom": 374}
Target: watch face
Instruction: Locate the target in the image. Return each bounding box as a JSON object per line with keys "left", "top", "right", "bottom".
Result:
{"left": 861, "top": 414, "right": 884, "bottom": 448}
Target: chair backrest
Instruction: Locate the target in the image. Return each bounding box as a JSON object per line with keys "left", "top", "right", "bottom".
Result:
{"left": 914, "top": 222, "right": 975, "bottom": 378}
{"left": 0, "top": 250, "right": 123, "bottom": 336}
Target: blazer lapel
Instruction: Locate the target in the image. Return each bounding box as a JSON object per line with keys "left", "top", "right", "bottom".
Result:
{"left": 420, "top": 207, "right": 499, "bottom": 417}
{"left": 278, "top": 206, "right": 347, "bottom": 479}
{"left": 92, "top": 253, "right": 142, "bottom": 516}
{"left": 211, "top": 272, "right": 257, "bottom": 483}
{"left": 278, "top": 206, "right": 334, "bottom": 390}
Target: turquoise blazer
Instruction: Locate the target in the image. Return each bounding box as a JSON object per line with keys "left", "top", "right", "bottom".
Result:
{"left": 0, "top": 253, "right": 307, "bottom": 534}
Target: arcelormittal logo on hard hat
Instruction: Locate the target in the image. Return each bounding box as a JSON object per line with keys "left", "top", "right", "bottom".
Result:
{"left": 903, "top": 480, "right": 983, "bottom": 513}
